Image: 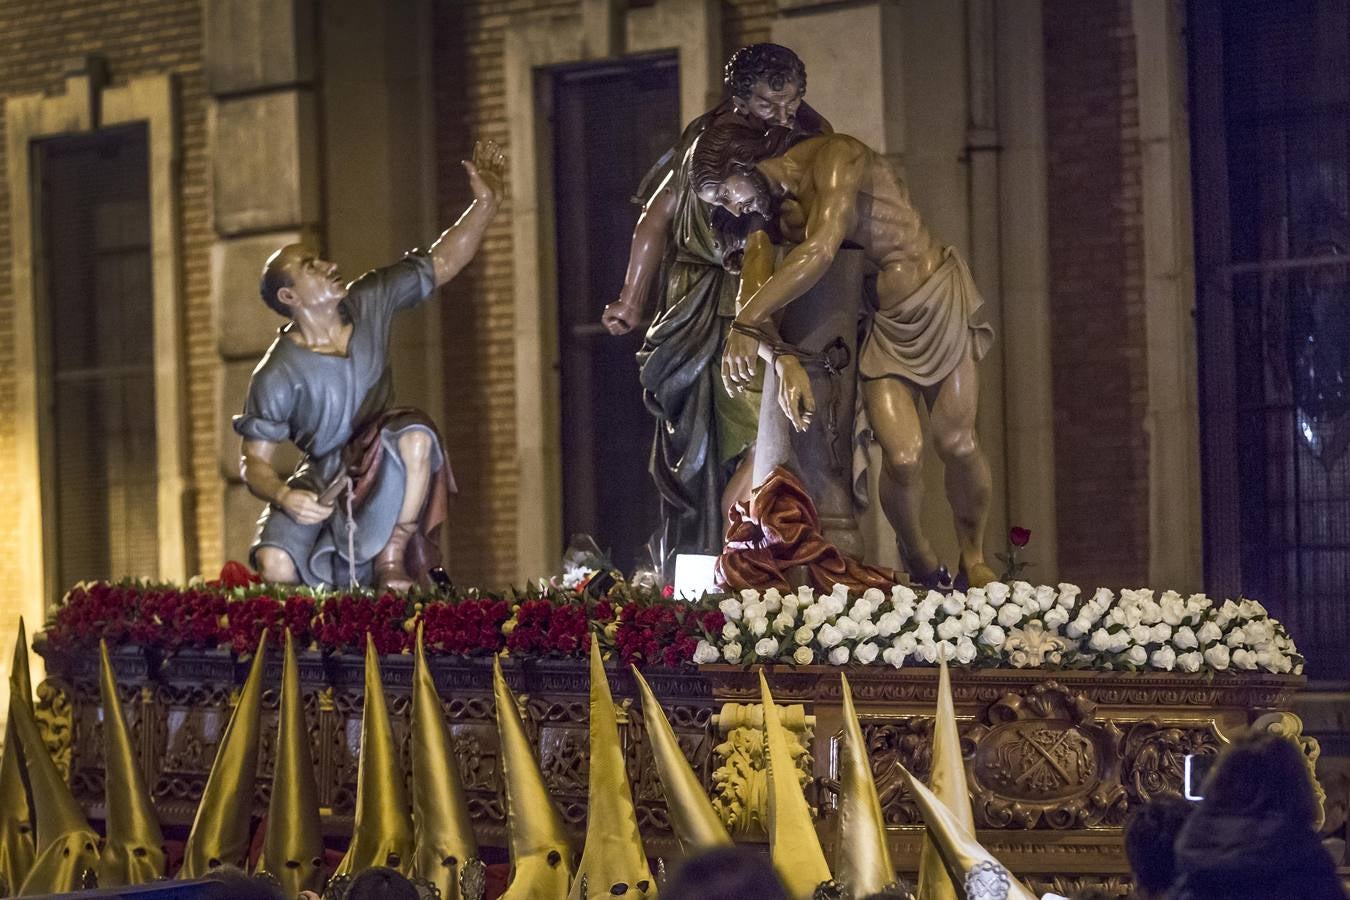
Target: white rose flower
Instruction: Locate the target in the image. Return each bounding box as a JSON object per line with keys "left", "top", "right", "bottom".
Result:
{"left": 882, "top": 646, "right": 907, "bottom": 668}
{"left": 891, "top": 584, "right": 918, "bottom": 605}
{"left": 816, "top": 623, "right": 844, "bottom": 648}
{"left": 797, "top": 585, "right": 816, "bottom": 605}
{"left": 937, "top": 618, "right": 963, "bottom": 641}
{"left": 976, "top": 605, "right": 995, "bottom": 627}
{"left": 936, "top": 640, "right": 957, "bottom": 662}
{"left": 1224, "top": 626, "right": 1248, "bottom": 648}
{"left": 747, "top": 617, "right": 768, "bottom": 637}
{"left": 719, "top": 598, "right": 743, "bottom": 621}
{"left": 722, "top": 642, "right": 743, "bottom": 663}
{"left": 915, "top": 622, "right": 936, "bottom": 643}
{"left": 980, "top": 624, "right": 1007, "bottom": 647}
{"left": 836, "top": 617, "right": 861, "bottom": 641}
{"left": 1244, "top": 620, "right": 1271, "bottom": 644}
{"left": 916, "top": 640, "right": 939, "bottom": 663}
{"left": 849, "top": 600, "right": 875, "bottom": 622}
{"left": 1089, "top": 628, "right": 1113, "bottom": 652}
{"left": 722, "top": 621, "right": 741, "bottom": 641}
{"left": 794, "top": 625, "right": 815, "bottom": 646}
{"left": 955, "top": 636, "right": 978, "bottom": 665}
{"left": 693, "top": 640, "right": 720, "bottom": 664}
{"left": 829, "top": 645, "right": 851, "bottom": 665}
{"left": 960, "top": 610, "right": 981, "bottom": 634}
{"left": 1256, "top": 649, "right": 1275, "bottom": 670}
{"left": 1149, "top": 622, "right": 1173, "bottom": 644}
{"left": 915, "top": 599, "right": 939, "bottom": 623}
{"left": 1196, "top": 621, "right": 1223, "bottom": 645}
{"left": 755, "top": 637, "right": 780, "bottom": 658}
{"left": 1172, "top": 625, "right": 1198, "bottom": 649}
{"left": 1139, "top": 600, "right": 1164, "bottom": 626}
{"left": 802, "top": 605, "right": 828, "bottom": 628}
{"left": 824, "top": 595, "right": 848, "bottom": 617}
{"left": 1129, "top": 624, "right": 1152, "bottom": 645}
{"left": 1177, "top": 650, "right": 1203, "bottom": 672}
{"left": 857, "top": 620, "right": 879, "bottom": 640}
{"left": 855, "top": 642, "right": 880, "bottom": 665}
{"left": 1044, "top": 607, "right": 1070, "bottom": 630}
{"left": 1184, "top": 593, "right": 1210, "bottom": 622}
{"left": 967, "top": 588, "right": 988, "bottom": 610}
{"left": 941, "top": 593, "right": 965, "bottom": 616}
{"left": 998, "top": 603, "right": 1024, "bottom": 628}
{"left": 862, "top": 587, "right": 885, "bottom": 605}
{"left": 763, "top": 588, "right": 783, "bottom": 613}
{"left": 1011, "top": 581, "right": 1034, "bottom": 604}
{"left": 780, "top": 591, "right": 801, "bottom": 611}
{"left": 1034, "top": 585, "right": 1057, "bottom": 612}
{"left": 740, "top": 588, "right": 761, "bottom": 604}
{"left": 1231, "top": 648, "right": 1258, "bottom": 670}
{"left": 1160, "top": 592, "right": 1186, "bottom": 626}
{"left": 1150, "top": 645, "right": 1177, "bottom": 671}
{"left": 793, "top": 645, "right": 815, "bottom": 666}
{"left": 876, "top": 611, "right": 905, "bottom": 637}
{"left": 1107, "top": 607, "right": 1127, "bottom": 627}
{"left": 743, "top": 601, "right": 767, "bottom": 622}
{"left": 1109, "top": 630, "right": 1133, "bottom": 653}
{"left": 1239, "top": 598, "right": 1268, "bottom": 618}
{"left": 894, "top": 632, "right": 918, "bottom": 654}
{"left": 1066, "top": 619, "right": 1088, "bottom": 640}
{"left": 985, "top": 582, "right": 1010, "bottom": 606}
{"left": 1125, "top": 645, "right": 1148, "bottom": 666}
{"left": 1091, "top": 586, "right": 1115, "bottom": 608}
{"left": 1215, "top": 600, "right": 1240, "bottom": 627}
{"left": 1204, "top": 644, "right": 1231, "bottom": 670}
{"left": 1057, "top": 583, "right": 1082, "bottom": 607}
{"left": 772, "top": 612, "right": 796, "bottom": 636}
{"left": 1123, "top": 606, "right": 1144, "bottom": 629}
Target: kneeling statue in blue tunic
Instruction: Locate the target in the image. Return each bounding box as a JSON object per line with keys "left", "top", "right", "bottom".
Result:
{"left": 233, "top": 140, "right": 506, "bottom": 590}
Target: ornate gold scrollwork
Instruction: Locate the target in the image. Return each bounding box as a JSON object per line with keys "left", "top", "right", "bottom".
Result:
{"left": 34, "top": 678, "right": 74, "bottom": 780}
{"left": 710, "top": 701, "right": 815, "bottom": 838}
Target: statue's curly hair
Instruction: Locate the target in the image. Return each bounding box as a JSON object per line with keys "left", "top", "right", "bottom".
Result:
{"left": 724, "top": 43, "right": 806, "bottom": 100}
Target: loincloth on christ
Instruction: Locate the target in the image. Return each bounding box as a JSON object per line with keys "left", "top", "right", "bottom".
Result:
{"left": 858, "top": 246, "right": 995, "bottom": 387}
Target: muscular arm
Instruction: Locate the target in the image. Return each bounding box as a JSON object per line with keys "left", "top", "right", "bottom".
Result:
{"left": 735, "top": 137, "right": 866, "bottom": 327}
{"left": 602, "top": 175, "right": 677, "bottom": 334}
{"left": 240, "top": 438, "right": 332, "bottom": 525}
{"left": 430, "top": 141, "right": 505, "bottom": 288}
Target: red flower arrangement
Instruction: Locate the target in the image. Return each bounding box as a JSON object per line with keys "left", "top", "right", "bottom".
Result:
{"left": 44, "top": 565, "right": 723, "bottom": 670}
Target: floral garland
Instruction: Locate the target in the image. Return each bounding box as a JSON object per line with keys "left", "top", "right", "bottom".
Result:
{"left": 45, "top": 564, "right": 1301, "bottom": 675}
{"left": 699, "top": 582, "right": 1303, "bottom": 674}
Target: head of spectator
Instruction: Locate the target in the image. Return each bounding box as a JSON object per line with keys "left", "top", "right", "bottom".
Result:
{"left": 199, "top": 865, "right": 288, "bottom": 900}
{"left": 341, "top": 866, "right": 421, "bottom": 900}
{"left": 1172, "top": 732, "right": 1345, "bottom": 900}
{"left": 1124, "top": 793, "right": 1194, "bottom": 899}
{"left": 663, "top": 847, "right": 790, "bottom": 900}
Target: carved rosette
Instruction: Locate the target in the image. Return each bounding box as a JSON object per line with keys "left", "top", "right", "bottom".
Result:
{"left": 710, "top": 701, "right": 814, "bottom": 838}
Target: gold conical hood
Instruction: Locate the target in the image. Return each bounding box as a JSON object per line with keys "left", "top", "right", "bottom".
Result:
{"left": 917, "top": 661, "right": 974, "bottom": 900}
{"left": 835, "top": 673, "right": 894, "bottom": 895}
{"left": 0, "top": 620, "right": 35, "bottom": 893}
{"left": 569, "top": 637, "right": 654, "bottom": 899}
{"left": 759, "top": 670, "right": 831, "bottom": 900}
{"left": 632, "top": 666, "right": 730, "bottom": 855}
{"left": 336, "top": 634, "right": 414, "bottom": 876}
{"left": 411, "top": 624, "right": 478, "bottom": 899}
{"left": 96, "top": 640, "right": 165, "bottom": 886}
{"left": 10, "top": 680, "right": 98, "bottom": 895}
{"left": 493, "top": 655, "right": 573, "bottom": 900}
{"left": 258, "top": 629, "right": 323, "bottom": 896}
{"left": 180, "top": 632, "right": 268, "bottom": 878}
{"left": 898, "top": 765, "right": 1037, "bottom": 900}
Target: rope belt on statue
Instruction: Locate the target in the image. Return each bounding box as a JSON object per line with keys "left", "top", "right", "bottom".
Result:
{"left": 341, "top": 475, "right": 358, "bottom": 590}
{"left": 729, "top": 320, "right": 853, "bottom": 474}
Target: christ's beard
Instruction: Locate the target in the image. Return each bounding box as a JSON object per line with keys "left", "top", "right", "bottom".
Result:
{"left": 746, "top": 168, "right": 784, "bottom": 218}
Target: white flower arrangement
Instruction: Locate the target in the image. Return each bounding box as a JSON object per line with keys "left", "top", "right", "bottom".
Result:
{"left": 711, "top": 582, "right": 1303, "bottom": 675}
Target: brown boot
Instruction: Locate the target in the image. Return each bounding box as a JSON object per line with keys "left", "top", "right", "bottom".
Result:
{"left": 374, "top": 522, "right": 418, "bottom": 592}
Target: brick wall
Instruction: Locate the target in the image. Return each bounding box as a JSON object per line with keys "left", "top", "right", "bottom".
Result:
{"left": 429, "top": 0, "right": 775, "bottom": 586}
{"left": 1043, "top": 0, "right": 1149, "bottom": 588}
{"left": 0, "top": 0, "right": 215, "bottom": 637}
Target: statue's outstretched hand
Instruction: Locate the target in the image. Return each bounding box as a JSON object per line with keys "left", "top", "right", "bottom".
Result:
{"left": 722, "top": 329, "right": 760, "bottom": 395}
{"left": 775, "top": 355, "right": 815, "bottom": 432}
{"left": 602, "top": 297, "right": 641, "bottom": 335}
{"left": 464, "top": 139, "right": 506, "bottom": 207}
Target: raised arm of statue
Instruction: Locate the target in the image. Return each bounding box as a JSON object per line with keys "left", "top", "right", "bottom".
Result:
{"left": 430, "top": 140, "right": 505, "bottom": 288}
{"left": 602, "top": 174, "right": 678, "bottom": 335}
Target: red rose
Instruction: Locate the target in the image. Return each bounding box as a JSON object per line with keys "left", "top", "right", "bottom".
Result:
{"left": 1009, "top": 527, "right": 1032, "bottom": 548}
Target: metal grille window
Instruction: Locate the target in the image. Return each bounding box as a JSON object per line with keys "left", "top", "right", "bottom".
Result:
{"left": 35, "top": 125, "right": 158, "bottom": 597}
{"left": 1190, "top": 0, "right": 1350, "bottom": 677}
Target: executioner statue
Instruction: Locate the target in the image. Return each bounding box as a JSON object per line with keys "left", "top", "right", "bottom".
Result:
{"left": 602, "top": 44, "right": 830, "bottom": 571}
{"left": 691, "top": 121, "right": 997, "bottom": 590}
{"left": 234, "top": 141, "right": 506, "bottom": 590}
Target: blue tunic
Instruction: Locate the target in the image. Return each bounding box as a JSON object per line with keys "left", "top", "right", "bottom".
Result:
{"left": 233, "top": 252, "right": 446, "bottom": 586}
